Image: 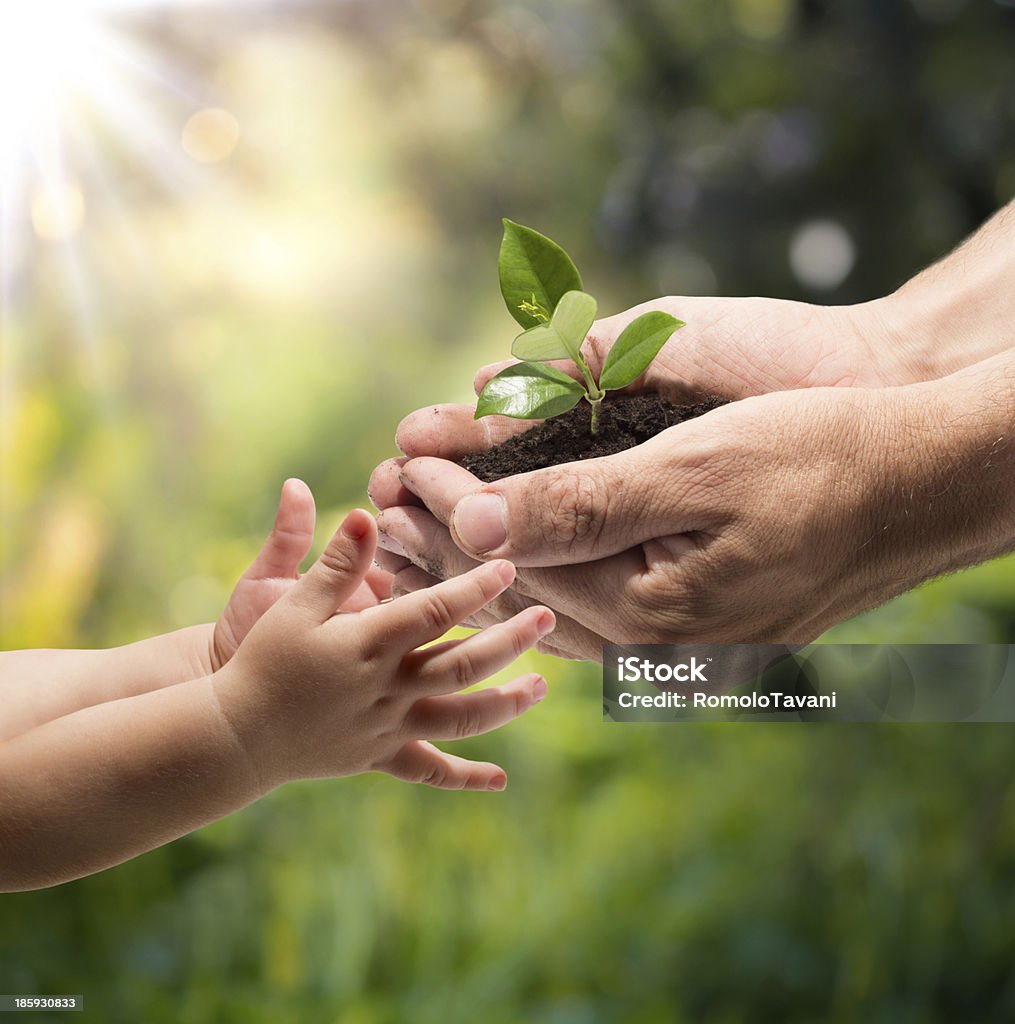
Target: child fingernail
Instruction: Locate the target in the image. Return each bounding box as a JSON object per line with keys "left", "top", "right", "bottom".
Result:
{"left": 487, "top": 773, "right": 507, "bottom": 792}
{"left": 535, "top": 610, "right": 555, "bottom": 636}
{"left": 531, "top": 676, "right": 548, "bottom": 702}
{"left": 342, "top": 516, "right": 371, "bottom": 540}
{"left": 492, "top": 559, "right": 515, "bottom": 585}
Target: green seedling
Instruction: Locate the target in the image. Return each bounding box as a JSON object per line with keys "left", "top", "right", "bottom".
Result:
{"left": 475, "top": 219, "right": 686, "bottom": 434}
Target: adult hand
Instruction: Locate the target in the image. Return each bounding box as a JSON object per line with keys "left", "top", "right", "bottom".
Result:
{"left": 369, "top": 293, "right": 898, "bottom": 659}
{"left": 370, "top": 352, "right": 1015, "bottom": 659}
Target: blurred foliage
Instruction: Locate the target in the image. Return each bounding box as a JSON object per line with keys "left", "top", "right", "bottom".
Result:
{"left": 2, "top": 0, "right": 1014, "bottom": 1021}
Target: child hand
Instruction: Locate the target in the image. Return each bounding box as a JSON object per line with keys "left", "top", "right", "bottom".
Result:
{"left": 211, "top": 480, "right": 392, "bottom": 671}
{"left": 214, "top": 509, "right": 554, "bottom": 792}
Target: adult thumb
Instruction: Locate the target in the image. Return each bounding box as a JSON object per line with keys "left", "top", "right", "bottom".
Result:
{"left": 449, "top": 450, "right": 669, "bottom": 567}
{"left": 289, "top": 508, "right": 377, "bottom": 620}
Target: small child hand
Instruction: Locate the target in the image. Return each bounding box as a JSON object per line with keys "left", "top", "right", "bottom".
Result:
{"left": 211, "top": 479, "right": 392, "bottom": 671}
{"left": 214, "top": 509, "right": 554, "bottom": 792}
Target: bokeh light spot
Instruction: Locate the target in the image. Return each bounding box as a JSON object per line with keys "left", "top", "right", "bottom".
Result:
{"left": 181, "top": 107, "right": 240, "bottom": 164}
{"left": 789, "top": 219, "right": 856, "bottom": 290}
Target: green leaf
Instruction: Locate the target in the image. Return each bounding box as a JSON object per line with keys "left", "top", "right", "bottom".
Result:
{"left": 499, "top": 219, "right": 583, "bottom": 330}
{"left": 475, "top": 362, "right": 585, "bottom": 421}
{"left": 511, "top": 290, "right": 598, "bottom": 363}
{"left": 598, "top": 311, "right": 685, "bottom": 392}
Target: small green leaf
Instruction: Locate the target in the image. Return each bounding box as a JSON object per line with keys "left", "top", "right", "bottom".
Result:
{"left": 511, "top": 290, "right": 598, "bottom": 363}
{"left": 550, "top": 290, "right": 597, "bottom": 363}
{"left": 598, "top": 311, "right": 685, "bottom": 392}
{"left": 475, "top": 362, "right": 585, "bottom": 421}
{"left": 511, "top": 322, "right": 567, "bottom": 362}
{"left": 499, "top": 219, "right": 583, "bottom": 330}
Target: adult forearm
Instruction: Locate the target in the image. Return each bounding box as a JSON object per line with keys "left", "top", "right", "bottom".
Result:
{"left": 0, "top": 624, "right": 216, "bottom": 741}
{"left": 0, "top": 673, "right": 261, "bottom": 890}
{"left": 869, "top": 348, "right": 1015, "bottom": 602}
{"left": 872, "top": 200, "right": 1015, "bottom": 384}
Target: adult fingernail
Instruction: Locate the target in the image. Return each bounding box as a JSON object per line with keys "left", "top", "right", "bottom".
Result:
{"left": 453, "top": 493, "right": 507, "bottom": 555}
{"left": 531, "top": 676, "right": 548, "bottom": 702}
{"left": 487, "top": 773, "right": 507, "bottom": 792}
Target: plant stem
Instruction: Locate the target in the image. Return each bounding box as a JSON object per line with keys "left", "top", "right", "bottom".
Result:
{"left": 589, "top": 396, "right": 602, "bottom": 434}
{"left": 574, "top": 354, "right": 601, "bottom": 401}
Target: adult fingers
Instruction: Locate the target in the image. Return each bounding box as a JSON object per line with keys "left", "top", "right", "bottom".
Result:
{"left": 368, "top": 457, "right": 421, "bottom": 511}
{"left": 405, "top": 606, "right": 555, "bottom": 695}
{"left": 373, "top": 547, "right": 413, "bottom": 575}
{"left": 246, "top": 478, "right": 316, "bottom": 579}
{"left": 288, "top": 509, "right": 376, "bottom": 622}
{"left": 362, "top": 559, "right": 515, "bottom": 651}
{"left": 378, "top": 504, "right": 482, "bottom": 570}
{"left": 382, "top": 740, "right": 508, "bottom": 791}
{"left": 406, "top": 673, "right": 547, "bottom": 741}
{"left": 395, "top": 404, "right": 533, "bottom": 461}
{"left": 399, "top": 452, "right": 692, "bottom": 567}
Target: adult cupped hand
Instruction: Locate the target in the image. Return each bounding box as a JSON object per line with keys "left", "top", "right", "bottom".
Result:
{"left": 368, "top": 296, "right": 933, "bottom": 660}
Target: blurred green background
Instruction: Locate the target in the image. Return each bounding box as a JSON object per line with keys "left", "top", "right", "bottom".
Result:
{"left": 2, "top": 1, "right": 1014, "bottom": 1020}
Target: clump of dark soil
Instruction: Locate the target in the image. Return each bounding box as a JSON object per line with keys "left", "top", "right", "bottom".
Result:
{"left": 462, "top": 393, "right": 727, "bottom": 482}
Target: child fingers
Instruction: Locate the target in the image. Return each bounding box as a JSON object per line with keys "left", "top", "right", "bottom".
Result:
{"left": 406, "top": 606, "right": 555, "bottom": 695}
{"left": 405, "top": 673, "right": 548, "bottom": 741}
{"left": 363, "top": 565, "right": 393, "bottom": 602}
{"left": 246, "top": 478, "right": 316, "bottom": 579}
{"left": 365, "top": 559, "right": 516, "bottom": 649}
{"left": 383, "top": 740, "right": 508, "bottom": 792}
{"left": 289, "top": 509, "right": 377, "bottom": 621}
{"left": 391, "top": 563, "right": 604, "bottom": 662}
{"left": 338, "top": 566, "right": 394, "bottom": 613}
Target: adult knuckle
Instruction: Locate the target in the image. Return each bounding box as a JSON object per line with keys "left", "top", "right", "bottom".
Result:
{"left": 542, "top": 471, "right": 608, "bottom": 554}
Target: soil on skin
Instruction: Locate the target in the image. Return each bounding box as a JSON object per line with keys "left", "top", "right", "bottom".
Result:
{"left": 462, "top": 393, "right": 728, "bottom": 482}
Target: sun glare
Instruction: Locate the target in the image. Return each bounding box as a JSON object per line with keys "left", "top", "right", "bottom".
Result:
{"left": 0, "top": 0, "right": 242, "bottom": 447}
{"left": 0, "top": 2, "right": 107, "bottom": 190}
{"left": 0, "top": 0, "right": 239, "bottom": 288}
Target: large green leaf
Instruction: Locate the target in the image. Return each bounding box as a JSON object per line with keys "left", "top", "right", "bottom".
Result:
{"left": 598, "top": 311, "right": 685, "bottom": 392}
{"left": 499, "top": 219, "right": 583, "bottom": 330}
{"left": 511, "top": 290, "right": 598, "bottom": 363}
{"left": 475, "top": 361, "right": 585, "bottom": 421}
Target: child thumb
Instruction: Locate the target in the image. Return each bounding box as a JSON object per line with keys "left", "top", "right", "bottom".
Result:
{"left": 290, "top": 509, "right": 377, "bottom": 621}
